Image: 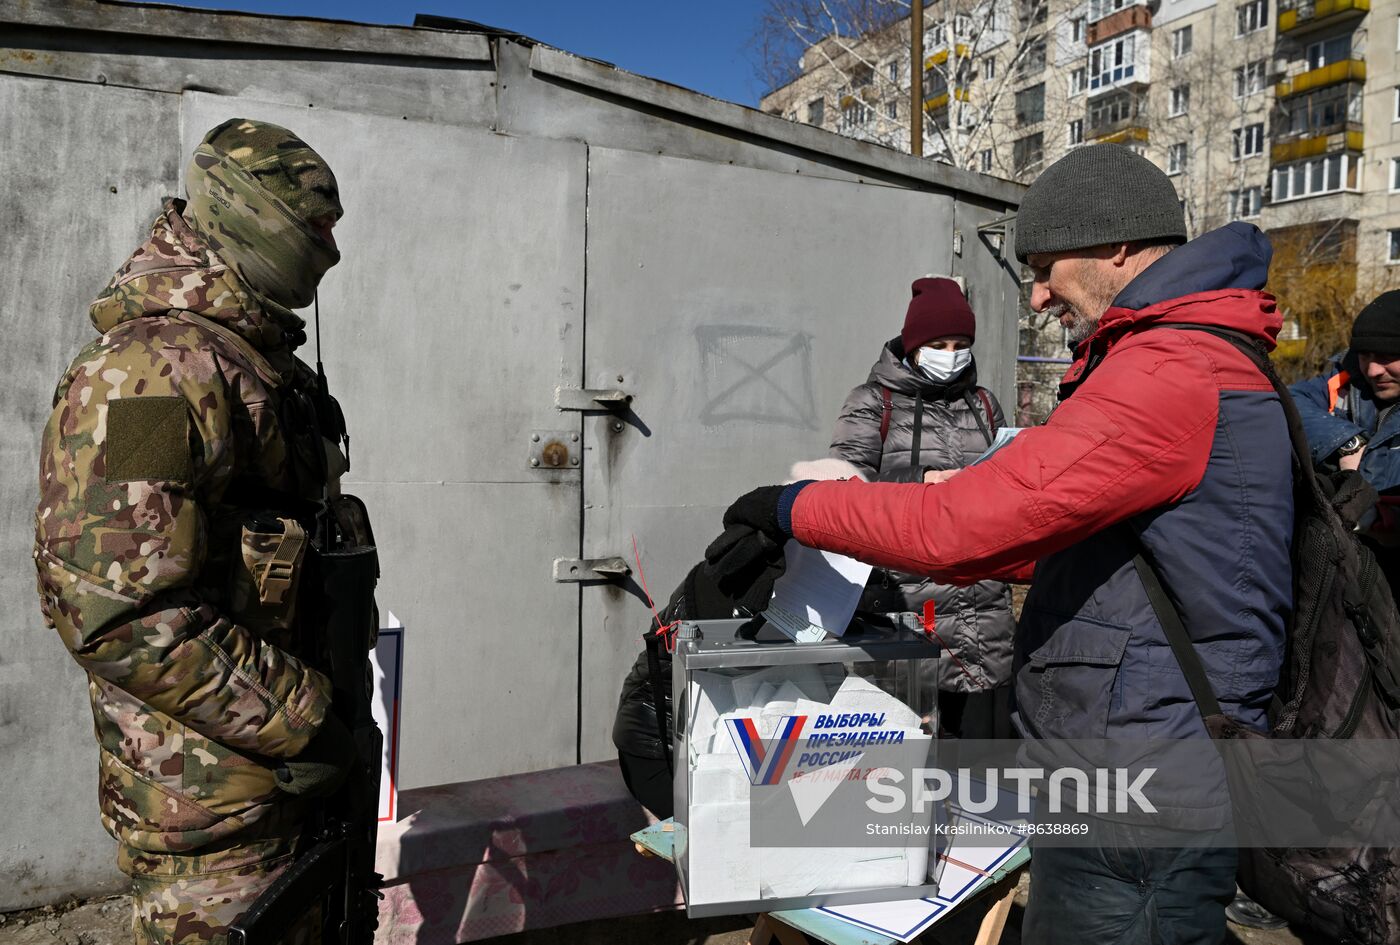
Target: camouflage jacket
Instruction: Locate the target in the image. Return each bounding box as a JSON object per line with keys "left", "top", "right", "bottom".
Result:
{"left": 34, "top": 201, "right": 342, "bottom": 854}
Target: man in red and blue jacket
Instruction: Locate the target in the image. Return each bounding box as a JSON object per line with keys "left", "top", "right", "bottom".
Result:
{"left": 707, "top": 145, "right": 1293, "bottom": 944}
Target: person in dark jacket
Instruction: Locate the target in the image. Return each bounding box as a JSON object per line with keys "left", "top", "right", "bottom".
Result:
{"left": 612, "top": 563, "right": 738, "bottom": 819}
{"left": 1291, "top": 292, "right": 1400, "bottom": 581}
{"left": 707, "top": 144, "right": 1292, "bottom": 945}
{"left": 829, "top": 277, "right": 1014, "bottom": 737}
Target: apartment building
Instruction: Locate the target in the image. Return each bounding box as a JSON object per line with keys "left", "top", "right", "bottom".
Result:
{"left": 762, "top": 0, "right": 1400, "bottom": 396}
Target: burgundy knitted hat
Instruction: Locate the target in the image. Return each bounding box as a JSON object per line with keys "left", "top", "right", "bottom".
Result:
{"left": 900, "top": 278, "right": 975, "bottom": 352}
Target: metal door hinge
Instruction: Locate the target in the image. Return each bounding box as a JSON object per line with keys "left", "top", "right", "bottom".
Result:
{"left": 552, "top": 557, "right": 632, "bottom": 582}
{"left": 554, "top": 387, "right": 633, "bottom": 411}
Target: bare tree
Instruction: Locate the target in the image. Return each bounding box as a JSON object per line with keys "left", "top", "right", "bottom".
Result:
{"left": 1150, "top": 6, "right": 1274, "bottom": 238}
{"left": 751, "top": 0, "right": 1071, "bottom": 168}
{"left": 750, "top": 0, "right": 906, "bottom": 94}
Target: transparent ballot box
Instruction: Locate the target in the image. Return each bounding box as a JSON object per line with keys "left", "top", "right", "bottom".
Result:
{"left": 671, "top": 618, "right": 944, "bottom": 917}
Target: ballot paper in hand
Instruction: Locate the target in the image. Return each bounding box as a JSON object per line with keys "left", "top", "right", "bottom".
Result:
{"left": 971, "top": 426, "right": 1024, "bottom": 465}
{"left": 762, "top": 542, "right": 873, "bottom": 642}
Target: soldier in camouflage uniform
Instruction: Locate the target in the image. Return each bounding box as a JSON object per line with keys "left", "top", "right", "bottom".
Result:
{"left": 34, "top": 119, "right": 360, "bottom": 943}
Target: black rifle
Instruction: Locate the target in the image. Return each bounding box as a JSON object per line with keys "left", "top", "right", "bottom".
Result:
{"left": 231, "top": 298, "right": 383, "bottom": 945}
{"left": 228, "top": 521, "right": 383, "bottom": 944}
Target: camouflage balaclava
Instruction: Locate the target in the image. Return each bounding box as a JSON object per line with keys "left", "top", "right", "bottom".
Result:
{"left": 184, "top": 118, "right": 342, "bottom": 311}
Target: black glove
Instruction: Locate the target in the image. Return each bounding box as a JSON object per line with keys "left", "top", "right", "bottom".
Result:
{"left": 704, "top": 485, "right": 798, "bottom": 612}
{"left": 274, "top": 713, "right": 358, "bottom": 798}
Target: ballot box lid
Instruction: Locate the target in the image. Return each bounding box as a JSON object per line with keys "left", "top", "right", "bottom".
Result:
{"left": 673, "top": 617, "right": 941, "bottom": 670}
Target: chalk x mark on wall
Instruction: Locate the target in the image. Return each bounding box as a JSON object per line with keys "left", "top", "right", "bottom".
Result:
{"left": 696, "top": 326, "right": 818, "bottom": 429}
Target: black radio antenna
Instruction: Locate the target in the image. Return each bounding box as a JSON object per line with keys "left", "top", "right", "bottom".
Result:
{"left": 314, "top": 291, "right": 327, "bottom": 388}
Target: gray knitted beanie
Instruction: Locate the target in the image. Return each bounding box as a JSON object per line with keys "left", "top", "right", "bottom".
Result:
{"left": 1014, "top": 144, "right": 1187, "bottom": 262}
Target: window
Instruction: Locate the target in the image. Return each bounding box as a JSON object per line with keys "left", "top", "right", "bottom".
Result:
{"left": 1278, "top": 84, "right": 1361, "bottom": 135}
{"left": 1168, "top": 142, "right": 1188, "bottom": 174}
{"left": 983, "top": 57, "right": 996, "bottom": 81}
{"left": 1169, "top": 84, "right": 1190, "bottom": 117}
{"left": 1271, "top": 152, "right": 1358, "bottom": 201}
{"left": 1070, "top": 67, "right": 1086, "bottom": 95}
{"left": 807, "top": 97, "right": 825, "bottom": 126}
{"left": 1391, "top": 157, "right": 1400, "bottom": 192}
{"left": 1089, "top": 0, "right": 1130, "bottom": 22}
{"left": 1013, "top": 132, "right": 1045, "bottom": 173}
{"left": 924, "top": 60, "right": 968, "bottom": 98}
{"left": 888, "top": 60, "right": 899, "bottom": 84}
{"left": 1228, "top": 186, "right": 1262, "bottom": 218}
{"left": 1069, "top": 119, "right": 1084, "bottom": 145}
{"left": 1232, "top": 122, "right": 1264, "bottom": 158}
{"left": 1016, "top": 84, "right": 1046, "bottom": 125}
{"left": 1019, "top": 0, "right": 1048, "bottom": 26}
{"left": 1390, "top": 229, "right": 1400, "bottom": 264}
{"left": 1236, "top": 0, "right": 1268, "bottom": 36}
{"left": 887, "top": 100, "right": 898, "bottom": 119}
{"left": 1089, "top": 34, "right": 1136, "bottom": 90}
{"left": 1234, "top": 60, "right": 1267, "bottom": 98}
{"left": 1088, "top": 90, "right": 1145, "bottom": 132}
{"left": 839, "top": 101, "right": 872, "bottom": 132}
{"left": 980, "top": 149, "right": 993, "bottom": 172}
{"left": 1071, "top": 16, "right": 1086, "bottom": 42}
{"left": 1307, "top": 35, "right": 1352, "bottom": 71}
{"left": 1172, "top": 25, "right": 1193, "bottom": 58}
{"left": 1017, "top": 38, "right": 1047, "bottom": 76}
{"left": 1395, "top": 87, "right": 1400, "bottom": 121}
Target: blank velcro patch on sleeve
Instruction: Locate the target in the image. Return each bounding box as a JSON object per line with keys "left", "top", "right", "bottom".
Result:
{"left": 105, "top": 396, "right": 193, "bottom": 482}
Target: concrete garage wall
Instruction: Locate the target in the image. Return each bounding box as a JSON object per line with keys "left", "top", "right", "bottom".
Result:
{"left": 0, "top": 73, "right": 182, "bottom": 907}
{"left": 0, "top": 1, "right": 1022, "bottom": 908}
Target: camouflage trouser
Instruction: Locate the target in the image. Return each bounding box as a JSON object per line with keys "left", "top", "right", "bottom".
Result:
{"left": 119, "top": 834, "right": 321, "bottom": 945}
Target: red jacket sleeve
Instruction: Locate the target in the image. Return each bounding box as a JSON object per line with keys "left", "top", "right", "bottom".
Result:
{"left": 789, "top": 332, "right": 1220, "bottom": 584}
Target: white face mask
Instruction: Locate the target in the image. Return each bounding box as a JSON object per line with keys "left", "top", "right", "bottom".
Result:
{"left": 914, "top": 346, "right": 972, "bottom": 383}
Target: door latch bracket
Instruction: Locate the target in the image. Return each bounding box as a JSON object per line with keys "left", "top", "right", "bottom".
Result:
{"left": 553, "top": 557, "right": 632, "bottom": 583}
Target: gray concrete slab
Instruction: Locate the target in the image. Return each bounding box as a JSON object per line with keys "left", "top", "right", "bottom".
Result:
{"left": 0, "top": 72, "right": 180, "bottom": 911}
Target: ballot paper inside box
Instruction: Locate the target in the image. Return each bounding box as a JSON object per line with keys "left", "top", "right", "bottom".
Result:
{"left": 671, "top": 618, "right": 946, "bottom": 918}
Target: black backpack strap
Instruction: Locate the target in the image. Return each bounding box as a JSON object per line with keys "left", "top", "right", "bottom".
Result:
{"left": 1152, "top": 323, "right": 1327, "bottom": 509}
{"left": 1131, "top": 540, "right": 1224, "bottom": 720}
{"left": 1125, "top": 324, "right": 1301, "bottom": 726}
{"left": 643, "top": 628, "right": 673, "bottom": 774}
{"left": 911, "top": 391, "right": 924, "bottom": 466}
{"left": 963, "top": 390, "right": 995, "bottom": 447}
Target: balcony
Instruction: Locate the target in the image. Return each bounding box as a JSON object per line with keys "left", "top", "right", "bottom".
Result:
{"left": 1278, "top": 0, "right": 1368, "bottom": 34}
{"left": 924, "top": 88, "right": 971, "bottom": 112}
{"left": 925, "top": 44, "right": 970, "bottom": 70}
{"left": 1275, "top": 59, "right": 1366, "bottom": 98}
{"left": 1086, "top": 4, "right": 1152, "bottom": 45}
{"left": 1271, "top": 129, "right": 1363, "bottom": 163}
{"left": 1090, "top": 124, "right": 1148, "bottom": 144}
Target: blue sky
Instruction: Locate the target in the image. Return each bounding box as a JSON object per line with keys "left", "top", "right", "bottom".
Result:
{"left": 176, "top": 1, "right": 770, "bottom": 107}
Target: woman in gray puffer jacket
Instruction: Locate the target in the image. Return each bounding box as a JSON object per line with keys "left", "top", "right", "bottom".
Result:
{"left": 829, "top": 277, "right": 1015, "bottom": 737}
